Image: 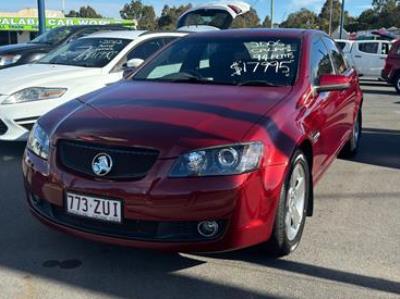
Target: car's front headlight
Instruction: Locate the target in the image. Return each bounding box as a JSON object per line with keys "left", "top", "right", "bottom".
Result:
{"left": 2, "top": 87, "right": 67, "bottom": 105}
{"left": 27, "top": 123, "right": 50, "bottom": 160}
{"left": 169, "top": 142, "right": 264, "bottom": 177}
{"left": 0, "top": 54, "right": 22, "bottom": 66}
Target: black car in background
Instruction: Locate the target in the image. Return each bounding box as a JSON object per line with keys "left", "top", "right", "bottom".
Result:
{"left": 0, "top": 25, "right": 130, "bottom": 69}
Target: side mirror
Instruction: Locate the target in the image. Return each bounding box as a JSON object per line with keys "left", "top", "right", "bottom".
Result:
{"left": 122, "top": 58, "right": 145, "bottom": 79}
{"left": 124, "top": 58, "right": 144, "bottom": 69}
{"left": 315, "top": 74, "right": 351, "bottom": 92}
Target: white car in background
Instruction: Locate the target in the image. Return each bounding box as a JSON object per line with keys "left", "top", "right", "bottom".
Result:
{"left": 336, "top": 39, "right": 392, "bottom": 79}
{"left": 177, "top": 1, "right": 250, "bottom": 31}
{"left": 0, "top": 30, "right": 186, "bottom": 141}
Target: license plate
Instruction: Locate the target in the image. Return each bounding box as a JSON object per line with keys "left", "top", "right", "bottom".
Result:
{"left": 66, "top": 192, "right": 122, "bottom": 223}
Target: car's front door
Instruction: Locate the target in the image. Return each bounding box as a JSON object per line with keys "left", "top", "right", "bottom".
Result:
{"left": 323, "top": 37, "right": 358, "bottom": 148}
{"left": 305, "top": 37, "right": 339, "bottom": 178}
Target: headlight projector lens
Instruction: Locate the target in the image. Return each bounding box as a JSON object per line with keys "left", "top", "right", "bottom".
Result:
{"left": 218, "top": 148, "right": 239, "bottom": 168}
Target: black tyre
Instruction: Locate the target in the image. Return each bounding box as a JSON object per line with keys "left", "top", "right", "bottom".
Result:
{"left": 394, "top": 74, "right": 400, "bottom": 94}
{"left": 266, "top": 150, "right": 310, "bottom": 257}
{"left": 341, "top": 109, "right": 362, "bottom": 158}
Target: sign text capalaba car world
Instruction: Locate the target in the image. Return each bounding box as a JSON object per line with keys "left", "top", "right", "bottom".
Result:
{"left": 0, "top": 17, "right": 135, "bottom": 31}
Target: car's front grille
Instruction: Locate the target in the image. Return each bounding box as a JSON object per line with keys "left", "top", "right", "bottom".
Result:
{"left": 28, "top": 195, "right": 226, "bottom": 242}
{"left": 0, "top": 120, "right": 8, "bottom": 136}
{"left": 58, "top": 140, "right": 159, "bottom": 180}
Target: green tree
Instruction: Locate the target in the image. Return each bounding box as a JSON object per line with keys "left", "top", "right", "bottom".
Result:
{"left": 373, "top": 0, "right": 399, "bottom": 12}
{"left": 66, "top": 6, "right": 102, "bottom": 18}
{"left": 262, "top": 15, "right": 272, "bottom": 28}
{"left": 280, "top": 8, "right": 319, "bottom": 29}
{"left": 157, "top": 4, "right": 192, "bottom": 31}
{"left": 120, "top": 1, "right": 157, "bottom": 30}
{"left": 231, "top": 8, "right": 261, "bottom": 28}
{"left": 318, "top": 0, "right": 351, "bottom": 33}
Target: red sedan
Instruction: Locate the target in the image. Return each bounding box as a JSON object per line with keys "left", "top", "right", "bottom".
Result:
{"left": 23, "top": 29, "right": 363, "bottom": 256}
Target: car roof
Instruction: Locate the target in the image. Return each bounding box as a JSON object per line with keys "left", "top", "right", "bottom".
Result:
{"left": 335, "top": 39, "right": 353, "bottom": 43}
{"left": 183, "top": 28, "right": 325, "bottom": 39}
{"left": 82, "top": 30, "right": 148, "bottom": 40}
{"left": 59, "top": 24, "right": 128, "bottom": 30}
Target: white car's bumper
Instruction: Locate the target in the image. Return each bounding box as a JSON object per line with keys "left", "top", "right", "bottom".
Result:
{"left": 0, "top": 95, "right": 67, "bottom": 141}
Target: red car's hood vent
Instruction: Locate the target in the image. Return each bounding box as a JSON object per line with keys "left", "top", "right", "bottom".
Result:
{"left": 53, "top": 81, "right": 291, "bottom": 158}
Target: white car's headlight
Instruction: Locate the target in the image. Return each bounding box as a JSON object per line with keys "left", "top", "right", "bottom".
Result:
{"left": 0, "top": 54, "right": 22, "bottom": 66}
{"left": 27, "top": 123, "right": 50, "bottom": 160}
{"left": 2, "top": 87, "right": 67, "bottom": 105}
{"left": 169, "top": 142, "right": 264, "bottom": 177}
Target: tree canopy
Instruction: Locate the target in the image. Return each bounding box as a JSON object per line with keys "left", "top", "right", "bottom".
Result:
{"left": 120, "top": 0, "right": 157, "bottom": 30}
{"left": 116, "top": 0, "right": 400, "bottom": 33}
{"left": 157, "top": 4, "right": 192, "bottom": 31}
{"left": 280, "top": 8, "right": 319, "bottom": 29}
{"left": 66, "top": 6, "right": 102, "bottom": 18}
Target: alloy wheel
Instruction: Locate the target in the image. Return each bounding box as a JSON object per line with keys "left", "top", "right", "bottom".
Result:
{"left": 285, "top": 162, "right": 306, "bottom": 241}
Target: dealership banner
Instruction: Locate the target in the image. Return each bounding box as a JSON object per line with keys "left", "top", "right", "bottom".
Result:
{"left": 0, "top": 17, "right": 135, "bottom": 31}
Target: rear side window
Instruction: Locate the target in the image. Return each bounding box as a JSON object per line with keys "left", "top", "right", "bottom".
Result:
{"left": 128, "top": 39, "right": 165, "bottom": 60}
{"left": 381, "top": 43, "right": 390, "bottom": 55}
{"left": 358, "top": 42, "right": 379, "bottom": 54}
{"left": 310, "top": 38, "right": 334, "bottom": 85}
{"left": 323, "top": 37, "right": 348, "bottom": 74}
{"left": 336, "top": 42, "right": 346, "bottom": 50}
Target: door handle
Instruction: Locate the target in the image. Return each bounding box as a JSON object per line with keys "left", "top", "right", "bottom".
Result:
{"left": 354, "top": 55, "right": 362, "bottom": 58}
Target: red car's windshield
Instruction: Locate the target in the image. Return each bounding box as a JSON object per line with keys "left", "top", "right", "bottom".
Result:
{"left": 134, "top": 37, "right": 301, "bottom": 86}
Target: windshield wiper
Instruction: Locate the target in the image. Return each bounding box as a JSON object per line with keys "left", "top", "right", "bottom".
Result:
{"left": 237, "top": 80, "right": 282, "bottom": 87}
{"left": 161, "top": 72, "right": 212, "bottom": 84}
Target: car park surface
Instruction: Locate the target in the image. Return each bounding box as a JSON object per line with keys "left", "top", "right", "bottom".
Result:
{"left": 0, "top": 80, "right": 399, "bottom": 298}
{"left": 23, "top": 29, "right": 362, "bottom": 255}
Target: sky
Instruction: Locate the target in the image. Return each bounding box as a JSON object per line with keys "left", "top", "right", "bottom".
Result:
{"left": 1, "top": 0, "right": 373, "bottom": 22}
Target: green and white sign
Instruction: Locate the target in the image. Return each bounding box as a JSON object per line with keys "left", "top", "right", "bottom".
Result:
{"left": 0, "top": 17, "right": 135, "bottom": 31}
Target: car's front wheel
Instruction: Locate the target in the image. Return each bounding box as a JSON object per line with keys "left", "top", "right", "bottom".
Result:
{"left": 266, "top": 150, "right": 310, "bottom": 257}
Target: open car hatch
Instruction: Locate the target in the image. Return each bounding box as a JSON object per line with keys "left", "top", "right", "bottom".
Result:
{"left": 177, "top": 1, "right": 251, "bottom": 32}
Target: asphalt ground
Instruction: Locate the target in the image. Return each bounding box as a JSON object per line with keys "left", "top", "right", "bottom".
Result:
{"left": 0, "top": 81, "right": 399, "bottom": 299}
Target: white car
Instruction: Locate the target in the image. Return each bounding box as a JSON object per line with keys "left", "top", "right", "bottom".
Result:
{"left": 336, "top": 39, "right": 392, "bottom": 79}
{"left": 0, "top": 30, "right": 186, "bottom": 141}
{"left": 177, "top": 1, "right": 250, "bottom": 31}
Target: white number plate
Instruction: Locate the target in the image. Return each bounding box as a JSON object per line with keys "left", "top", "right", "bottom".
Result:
{"left": 66, "top": 192, "right": 122, "bottom": 223}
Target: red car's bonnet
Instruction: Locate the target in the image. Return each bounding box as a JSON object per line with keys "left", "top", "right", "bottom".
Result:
{"left": 47, "top": 80, "right": 292, "bottom": 158}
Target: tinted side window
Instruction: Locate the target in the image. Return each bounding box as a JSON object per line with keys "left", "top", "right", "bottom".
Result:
{"left": 72, "top": 28, "right": 99, "bottom": 40}
{"left": 336, "top": 42, "right": 346, "bottom": 50}
{"left": 358, "top": 42, "right": 379, "bottom": 54}
{"left": 381, "top": 43, "right": 390, "bottom": 55}
{"left": 128, "top": 39, "right": 165, "bottom": 60}
{"left": 310, "top": 38, "right": 333, "bottom": 85}
{"left": 323, "top": 37, "right": 348, "bottom": 74}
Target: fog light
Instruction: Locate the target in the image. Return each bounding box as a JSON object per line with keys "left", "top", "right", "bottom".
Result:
{"left": 197, "top": 221, "right": 219, "bottom": 238}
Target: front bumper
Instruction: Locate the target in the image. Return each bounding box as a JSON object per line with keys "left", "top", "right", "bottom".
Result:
{"left": 23, "top": 148, "right": 287, "bottom": 252}
{"left": 0, "top": 96, "right": 67, "bottom": 141}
